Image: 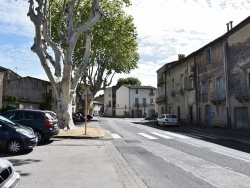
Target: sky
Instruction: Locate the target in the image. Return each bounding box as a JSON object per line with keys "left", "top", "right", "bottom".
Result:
{"left": 0, "top": 0, "right": 250, "bottom": 96}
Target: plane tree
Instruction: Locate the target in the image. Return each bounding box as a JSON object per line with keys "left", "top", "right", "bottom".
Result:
{"left": 74, "top": 0, "right": 139, "bottom": 97}
{"left": 27, "top": 0, "right": 102, "bottom": 129}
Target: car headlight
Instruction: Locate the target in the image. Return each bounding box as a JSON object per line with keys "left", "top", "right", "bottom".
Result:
{"left": 16, "top": 129, "right": 34, "bottom": 136}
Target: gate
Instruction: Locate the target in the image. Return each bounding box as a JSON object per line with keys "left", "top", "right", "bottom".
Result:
{"left": 234, "top": 107, "right": 249, "bottom": 129}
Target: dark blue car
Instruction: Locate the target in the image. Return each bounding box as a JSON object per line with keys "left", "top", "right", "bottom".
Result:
{"left": 0, "top": 115, "right": 38, "bottom": 154}
{"left": 1, "top": 109, "right": 59, "bottom": 144}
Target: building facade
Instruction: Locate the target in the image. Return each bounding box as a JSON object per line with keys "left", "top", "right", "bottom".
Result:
{"left": 104, "top": 85, "right": 157, "bottom": 118}
{"left": 157, "top": 16, "right": 250, "bottom": 130}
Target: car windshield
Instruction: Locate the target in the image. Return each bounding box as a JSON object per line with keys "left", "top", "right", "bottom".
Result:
{"left": 0, "top": 115, "right": 20, "bottom": 127}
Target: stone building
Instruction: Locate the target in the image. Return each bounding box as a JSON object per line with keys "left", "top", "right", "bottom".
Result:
{"left": 156, "top": 16, "right": 250, "bottom": 130}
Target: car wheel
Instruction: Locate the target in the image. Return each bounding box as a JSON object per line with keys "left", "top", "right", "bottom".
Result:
{"left": 7, "top": 139, "right": 23, "bottom": 154}
{"left": 156, "top": 121, "right": 159, "bottom": 126}
{"left": 35, "top": 131, "right": 44, "bottom": 144}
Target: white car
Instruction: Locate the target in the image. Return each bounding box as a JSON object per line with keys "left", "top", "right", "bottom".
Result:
{"left": 0, "top": 158, "right": 20, "bottom": 188}
{"left": 157, "top": 114, "right": 179, "bottom": 126}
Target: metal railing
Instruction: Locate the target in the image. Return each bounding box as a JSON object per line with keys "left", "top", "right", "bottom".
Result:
{"left": 210, "top": 90, "right": 226, "bottom": 102}
{"left": 234, "top": 83, "right": 250, "bottom": 98}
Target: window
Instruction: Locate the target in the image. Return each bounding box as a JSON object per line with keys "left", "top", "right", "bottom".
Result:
{"left": 150, "top": 98, "right": 154, "bottom": 106}
{"left": 136, "top": 89, "right": 138, "bottom": 94}
{"left": 169, "top": 106, "right": 172, "bottom": 114}
{"left": 135, "top": 98, "right": 139, "bottom": 105}
{"left": 172, "top": 79, "right": 175, "bottom": 91}
{"left": 180, "top": 74, "right": 184, "bottom": 89}
{"left": 109, "top": 94, "right": 111, "bottom": 97}
{"left": 206, "top": 48, "right": 211, "bottom": 65}
{"left": 213, "top": 44, "right": 220, "bottom": 62}
{"left": 143, "top": 98, "right": 146, "bottom": 107}
{"left": 217, "top": 77, "right": 223, "bottom": 99}
{"left": 108, "top": 101, "right": 111, "bottom": 107}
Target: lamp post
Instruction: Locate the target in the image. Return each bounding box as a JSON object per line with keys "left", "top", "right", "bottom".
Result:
{"left": 81, "top": 85, "right": 93, "bottom": 135}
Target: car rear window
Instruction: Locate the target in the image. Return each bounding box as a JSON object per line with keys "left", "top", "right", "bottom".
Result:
{"left": 44, "top": 113, "right": 55, "bottom": 120}
{"left": 166, "top": 115, "right": 177, "bottom": 118}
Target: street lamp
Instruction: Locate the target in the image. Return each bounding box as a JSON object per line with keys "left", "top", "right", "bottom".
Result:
{"left": 82, "top": 85, "right": 93, "bottom": 135}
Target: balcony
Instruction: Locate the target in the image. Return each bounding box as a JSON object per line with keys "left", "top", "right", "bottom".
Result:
{"left": 157, "top": 77, "right": 165, "bottom": 86}
{"left": 133, "top": 103, "right": 155, "bottom": 108}
{"left": 210, "top": 91, "right": 226, "bottom": 102}
{"left": 155, "top": 95, "right": 165, "bottom": 103}
{"left": 200, "top": 93, "right": 208, "bottom": 102}
{"left": 234, "top": 83, "right": 250, "bottom": 99}
{"left": 149, "top": 92, "right": 155, "bottom": 96}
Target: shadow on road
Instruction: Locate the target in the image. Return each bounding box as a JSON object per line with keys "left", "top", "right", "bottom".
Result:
{"left": 132, "top": 121, "right": 250, "bottom": 154}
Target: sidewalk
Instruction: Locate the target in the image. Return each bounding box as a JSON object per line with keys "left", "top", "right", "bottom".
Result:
{"left": 55, "top": 117, "right": 104, "bottom": 139}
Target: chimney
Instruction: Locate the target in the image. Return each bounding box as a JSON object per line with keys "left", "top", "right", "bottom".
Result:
{"left": 226, "top": 23, "right": 229, "bottom": 32}
{"left": 178, "top": 54, "right": 185, "bottom": 60}
{"left": 229, "top": 21, "right": 233, "bottom": 30}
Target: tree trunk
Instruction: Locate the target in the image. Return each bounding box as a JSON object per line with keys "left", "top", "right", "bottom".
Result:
{"left": 56, "top": 89, "right": 75, "bottom": 130}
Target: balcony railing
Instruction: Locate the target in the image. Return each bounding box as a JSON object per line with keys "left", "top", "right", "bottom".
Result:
{"left": 210, "top": 91, "right": 226, "bottom": 102}
{"left": 157, "top": 77, "right": 165, "bottom": 86}
{"left": 200, "top": 93, "right": 208, "bottom": 102}
{"left": 149, "top": 92, "right": 155, "bottom": 96}
{"left": 156, "top": 95, "right": 165, "bottom": 102}
{"left": 234, "top": 83, "right": 250, "bottom": 98}
{"left": 133, "top": 103, "right": 155, "bottom": 107}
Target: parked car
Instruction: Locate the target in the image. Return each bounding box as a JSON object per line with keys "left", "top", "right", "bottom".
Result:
{"left": 72, "top": 113, "right": 81, "bottom": 123}
{"left": 43, "top": 110, "right": 57, "bottom": 119}
{"left": 156, "top": 114, "right": 179, "bottom": 126}
{"left": 1, "top": 109, "right": 59, "bottom": 144}
{"left": 76, "top": 112, "right": 93, "bottom": 121}
{"left": 0, "top": 115, "right": 38, "bottom": 154}
{"left": 0, "top": 158, "right": 20, "bottom": 188}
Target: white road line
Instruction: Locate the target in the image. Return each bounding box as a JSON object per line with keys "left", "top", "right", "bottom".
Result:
{"left": 163, "top": 131, "right": 189, "bottom": 139}
{"left": 151, "top": 132, "right": 172, "bottom": 139}
{"left": 177, "top": 140, "right": 202, "bottom": 147}
{"left": 188, "top": 133, "right": 219, "bottom": 139}
{"left": 180, "top": 133, "right": 202, "bottom": 139}
{"left": 111, "top": 134, "right": 122, "bottom": 139}
{"left": 138, "top": 133, "right": 158, "bottom": 139}
{"left": 212, "top": 150, "right": 250, "bottom": 163}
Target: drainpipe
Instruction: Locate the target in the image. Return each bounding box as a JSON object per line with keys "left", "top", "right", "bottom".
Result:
{"left": 164, "top": 66, "right": 167, "bottom": 114}
{"left": 223, "top": 38, "right": 231, "bottom": 129}
{"left": 194, "top": 56, "right": 199, "bottom": 127}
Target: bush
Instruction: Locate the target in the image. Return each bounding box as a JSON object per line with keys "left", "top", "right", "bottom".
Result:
{"left": 1, "top": 105, "right": 16, "bottom": 113}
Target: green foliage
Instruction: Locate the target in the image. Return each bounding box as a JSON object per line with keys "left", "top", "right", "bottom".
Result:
{"left": 1, "top": 105, "right": 16, "bottom": 113}
{"left": 116, "top": 77, "right": 141, "bottom": 86}
{"left": 3, "top": 95, "right": 18, "bottom": 102}
{"left": 41, "top": 93, "right": 53, "bottom": 110}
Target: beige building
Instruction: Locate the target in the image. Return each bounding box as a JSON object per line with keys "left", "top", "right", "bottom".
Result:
{"left": 156, "top": 16, "right": 250, "bottom": 130}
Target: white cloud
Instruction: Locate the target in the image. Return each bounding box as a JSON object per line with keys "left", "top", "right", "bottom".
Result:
{"left": 0, "top": 0, "right": 34, "bottom": 36}
{"left": 1, "top": 0, "right": 250, "bottom": 95}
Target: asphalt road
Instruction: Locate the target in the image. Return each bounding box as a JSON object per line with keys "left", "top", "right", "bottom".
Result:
{"left": 100, "top": 117, "right": 250, "bottom": 188}
{"left": 1, "top": 117, "right": 250, "bottom": 188}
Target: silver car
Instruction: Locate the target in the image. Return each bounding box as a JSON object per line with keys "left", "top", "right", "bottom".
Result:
{"left": 157, "top": 114, "right": 179, "bottom": 126}
{"left": 0, "top": 158, "right": 20, "bottom": 188}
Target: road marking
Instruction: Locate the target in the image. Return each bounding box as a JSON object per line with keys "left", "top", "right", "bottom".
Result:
{"left": 138, "top": 133, "right": 158, "bottom": 139}
{"left": 163, "top": 131, "right": 189, "bottom": 139}
{"left": 236, "top": 139, "right": 250, "bottom": 144}
{"left": 177, "top": 140, "right": 202, "bottom": 147}
{"left": 151, "top": 132, "right": 172, "bottom": 139}
{"left": 180, "top": 133, "right": 202, "bottom": 139}
{"left": 188, "top": 133, "right": 219, "bottom": 139}
{"left": 212, "top": 150, "right": 250, "bottom": 163}
{"left": 111, "top": 134, "right": 122, "bottom": 139}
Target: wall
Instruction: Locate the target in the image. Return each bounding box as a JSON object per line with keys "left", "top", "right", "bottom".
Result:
{"left": 227, "top": 23, "right": 250, "bottom": 129}
{"left": 116, "top": 86, "right": 129, "bottom": 117}
{"left": 104, "top": 87, "right": 113, "bottom": 116}
{"left": 166, "top": 57, "right": 196, "bottom": 125}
